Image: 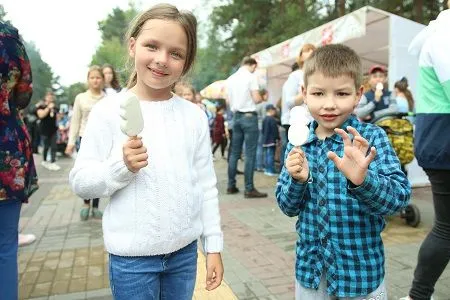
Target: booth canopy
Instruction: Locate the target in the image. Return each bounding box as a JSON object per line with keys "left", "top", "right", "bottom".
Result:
{"left": 251, "top": 6, "right": 425, "bottom": 104}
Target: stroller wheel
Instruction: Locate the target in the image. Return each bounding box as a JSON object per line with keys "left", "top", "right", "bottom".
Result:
{"left": 402, "top": 204, "right": 421, "bottom": 227}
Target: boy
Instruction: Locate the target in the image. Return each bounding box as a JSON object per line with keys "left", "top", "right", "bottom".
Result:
{"left": 262, "top": 104, "right": 280, "bottom": 176}
{"left": 275, "top": 44, "right": 411, "bottom": 299}
{"left": 354, "top": 65, "right": 398, "bottom": 122}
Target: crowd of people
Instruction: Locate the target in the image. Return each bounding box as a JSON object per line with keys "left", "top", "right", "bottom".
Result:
{"left": 1, "top": 1, "right": 449, "bottom": 300}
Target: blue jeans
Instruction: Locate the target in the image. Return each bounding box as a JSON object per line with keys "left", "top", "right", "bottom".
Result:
{"left": 228, "top": 112, "right": 259, "bottom": 191}
{"left": 256, "top": 129, "right": 264, "bottom": 170}
{"left": 109, "top": 240, "right": 198, "bottom": 300}
{"left": 264, "top": 146, "right": 276, "bottom": 173}
{"left": 0, "top": 199, "right": 22, "bottom": 300}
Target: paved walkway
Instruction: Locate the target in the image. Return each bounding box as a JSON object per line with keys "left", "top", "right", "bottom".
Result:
{"left": 18, "top": 155, "right": 450, "bottom": 299}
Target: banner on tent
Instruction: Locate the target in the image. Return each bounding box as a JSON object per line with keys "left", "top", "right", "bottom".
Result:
{"left": 252, "top": 8, "right": 367, "bottom": 68}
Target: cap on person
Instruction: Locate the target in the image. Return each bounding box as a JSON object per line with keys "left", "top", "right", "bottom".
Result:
{"left": 369, "top": 65, "right": 387, "bottom": 74}
{"left": 265, "top": 104, "right": 276, "bottom": 111}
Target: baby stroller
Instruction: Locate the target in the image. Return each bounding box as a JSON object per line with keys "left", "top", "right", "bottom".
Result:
{"left": 371, "top": 112, "right": 421, "bottom": 227}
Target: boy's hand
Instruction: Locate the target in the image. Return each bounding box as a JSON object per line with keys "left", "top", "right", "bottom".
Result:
{"left": 123, "top": 136, "right": 148, "bottom": 173}
{"left": 327, "top": 126, "right": 377, "bottom": 186}
{"left": 206, "top": 253, "right": 223, "bottom": 291}
{"left": 285, "top": 147, "right": 309, "bottom": 182}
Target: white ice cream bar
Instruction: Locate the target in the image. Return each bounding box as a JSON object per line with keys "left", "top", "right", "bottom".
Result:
{"left": 288, "top": 123, "right": 310, "bottom": 146}
{"left": 119, "top": 93, "right": 144, "bottom": 137}
{"left": 376, "top": 82, "right": 384, "bottom": 90}
{"left": 289, "top": 106, "right": 309, "bottom": 126}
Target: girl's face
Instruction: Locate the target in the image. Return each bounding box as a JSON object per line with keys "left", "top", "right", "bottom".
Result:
{"left": 88, "top": 70, "right": 104, "bottom": 91}
{"left": 103, "top": 67, "right": 114, "bottom": 85}
{"left": 129, "top": 19, "right": 187, "bottom": 98}
{"left": 182, "top": 87, "right": 195, "bottom": 102}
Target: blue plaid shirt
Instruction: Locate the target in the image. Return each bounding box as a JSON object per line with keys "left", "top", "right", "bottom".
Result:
{"left": 276, "top": 115, "right": 411, "bottom": 297}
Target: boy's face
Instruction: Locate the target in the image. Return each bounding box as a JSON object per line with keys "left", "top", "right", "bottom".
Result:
{"left": 267, "top": 108, "right": 276, "bottom": 116}
{"left": 303, "top": 72, "right": 362, "bottom": 138}
{"left": 369, "top": 71, "right": 386, "bottom": 89}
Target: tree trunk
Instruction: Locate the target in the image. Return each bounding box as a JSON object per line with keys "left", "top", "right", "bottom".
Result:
{"left": 414, "top": 0, "right": 424, "bottom": 24}
{"left": 338, "top": 0, "right": 346, "bottom": 16}
{"left": 299, "top": 0, "right": 305, "bottom": 15}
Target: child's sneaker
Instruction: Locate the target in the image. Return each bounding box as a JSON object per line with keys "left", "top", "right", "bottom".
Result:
{"left": 48, "top": 163, "right": 61, "bottom": 171}
{"left": 18, "top": 233, "right": 36, "bottom": 247}
{"left": 80, "top": 206, "right": 90, "bottom": 221}
{"left": 92, "top": 208, "right": 103, "bottom": 219}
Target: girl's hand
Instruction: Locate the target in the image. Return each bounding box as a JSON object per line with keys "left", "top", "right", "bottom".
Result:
{"left": 123, "top": 136, "right": 148, "bottom": 173}
{"left": 206, "top": 253, "right": 223, "bottom": 291}
{"left": 327, "top": 126, "right": 377, "bottom": 186}
{"left": 285, "top": 147, "right": 309, "bottom": 183}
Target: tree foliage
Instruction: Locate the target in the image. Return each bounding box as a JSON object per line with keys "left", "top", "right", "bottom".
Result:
{"left": 90, "top": 3, "right": 139, "bottom": 87}
{"left": 24, "top": 42, "right": 54, "bottom": 103}
{"left": 60, "top": 82, "right": 86, "bottom": 105}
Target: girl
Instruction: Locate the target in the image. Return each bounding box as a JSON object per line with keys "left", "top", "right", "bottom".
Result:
{"left": 394, "top": 77, "right": 414, "bottom": 113}
{"left": 68, "top": 4, "right": 223, "bottom": 300}
{"left": 212, "top": 105, "right": 227, "bottom": 159}
{"left": 102, "top": 64, "right": 122, "bottom": 95}
{"left": 65, "top": 65, "right": 106, "bottom": 220}
{"left": 181, "top": 83, "right": 196, "bottom": 103}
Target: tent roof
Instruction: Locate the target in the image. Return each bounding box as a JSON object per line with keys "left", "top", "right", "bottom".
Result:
{"left": 252, "top": 6, "right": 421, "bottom": 80}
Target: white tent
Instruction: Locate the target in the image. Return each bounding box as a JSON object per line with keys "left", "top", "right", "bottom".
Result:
{"left": 251, "top": 6, "right": 428, "bottom": 187}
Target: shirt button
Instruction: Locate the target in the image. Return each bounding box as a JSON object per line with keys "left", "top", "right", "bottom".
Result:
{"left": 319, "top": 166, "right": 325, "bottom": 173}
{"left": 321, "top": 237, "right": 327, "bottom": 245}
{"left": 319, "top": 200, "right": 325, "bottom": 206}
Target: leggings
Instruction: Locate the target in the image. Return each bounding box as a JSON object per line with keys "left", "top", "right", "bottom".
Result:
{"left": 79, "top": 137, "right": 99, "bottom": 208}
{"left": 409, "top": 169, "right": 450, "bottom": 300}
{"left": 212, "top": 138, "right": 228, "bottom": 157}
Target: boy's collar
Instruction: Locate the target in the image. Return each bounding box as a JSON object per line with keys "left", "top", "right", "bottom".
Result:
{"left": 304, "top": 115, "right": 359, "bottom": 145}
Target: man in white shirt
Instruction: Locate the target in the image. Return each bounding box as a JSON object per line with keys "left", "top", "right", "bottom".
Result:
{"left": 226, "top": 57, "right": 267, "bottom": 198}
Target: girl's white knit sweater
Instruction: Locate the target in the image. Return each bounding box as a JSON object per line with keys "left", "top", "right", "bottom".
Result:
{"left": 69, "top": 93, "right": 223, "bottom": 256}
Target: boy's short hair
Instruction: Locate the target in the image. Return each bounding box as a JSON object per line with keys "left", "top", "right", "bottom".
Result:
{"left": 241, "top": 56, "right": 257, "bottom": 66}
{"left": 303, "top": 44, "right": 362, "bottom": 89}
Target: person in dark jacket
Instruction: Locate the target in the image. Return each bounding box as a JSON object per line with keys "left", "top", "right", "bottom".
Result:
{"left": 212, "top": 105, "right": 227, "bottom": 159}
{"left": 262, "top": 104, "right": 279, "bottom": 176}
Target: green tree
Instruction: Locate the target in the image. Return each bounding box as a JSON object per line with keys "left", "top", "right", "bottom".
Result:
{"left": 61, "top": 82, "right": 86, "bottom": 105}
{"left": 24, "top": 42, "right": 54, "bottom": 104}
{"left": 0, "top": 4, "right": 7, "bottom": 22}
{"left": 90, "top": 3, "right": 139, "bottom": 86}
{"left": 91, "top": 37, "right": 128, "bottom": 84}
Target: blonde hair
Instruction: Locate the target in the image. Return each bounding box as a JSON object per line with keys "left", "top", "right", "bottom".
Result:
{"left": 125, "top": 4, "right": 197, "bottom": 89}
{"left": 87, "top": 65, "right": 104, "bottom": 79}
{"left": 303, "top": 44, "right": 362, "bottom": 89}
{"left": 296, "top": 43, "right": 317, "bottom": 69}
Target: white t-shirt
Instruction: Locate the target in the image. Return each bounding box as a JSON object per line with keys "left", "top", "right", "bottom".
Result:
{"left": 281, "top": 70, "right": 303, "bottom": 125}
{"left": 281, "top": 69, "right": 313, "bottom": 125}
{"left": 226, "top": 67, "right": 259, "bottom": 112}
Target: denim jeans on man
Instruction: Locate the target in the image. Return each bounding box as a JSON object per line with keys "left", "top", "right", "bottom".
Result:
{"left": 0, "top": 199, "right": 22, "bottom": 300}
{"left": 228, "top": 112, "right": 259, "bottom": 191}
{"left": 264, "top": 146, "right": 276, "bottom": 174}
{"left": 109, "top": 240, "right": 198, "bottom": 300}
{"left": 256, "top": 129, "right": 264, "bottom": 170}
